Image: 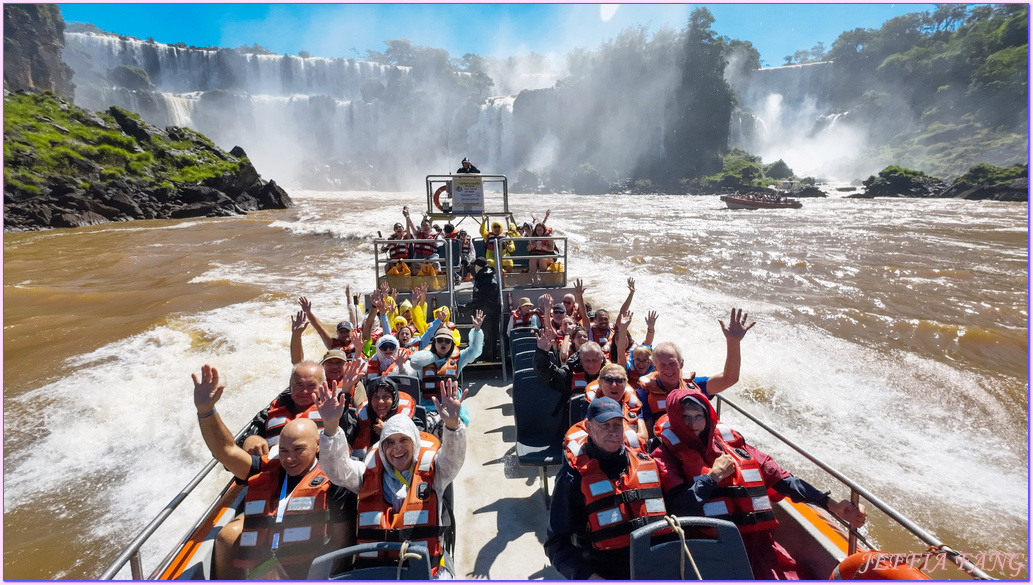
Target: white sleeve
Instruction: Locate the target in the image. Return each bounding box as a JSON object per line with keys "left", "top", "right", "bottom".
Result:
{"left": 433, "top": 423, "right": 467, "bottom": 491}
{"left": 319, "top": 428, "right": 366, "bottom": 493}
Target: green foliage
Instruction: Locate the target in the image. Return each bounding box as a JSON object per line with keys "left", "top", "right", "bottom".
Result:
{"left": 953, "top": 163, "right": 1027, "bottom": 186}
{"left": 235, "top": 43, "right": 276, "bottom": 55}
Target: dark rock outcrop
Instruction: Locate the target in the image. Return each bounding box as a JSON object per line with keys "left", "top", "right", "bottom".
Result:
{"left": 3, "top": 5, "right": 74, "bottom": 99}
{"left": 939, "top": 178, "right": 1028, "bottom": 202}
{"left": 4, "top": 92, "right": 293, "bottom": 232}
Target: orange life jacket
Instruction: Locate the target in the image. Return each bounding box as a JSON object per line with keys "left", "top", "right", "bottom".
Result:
{"left": 235, "top": 459, "right": 338, "bottom": 573}
{"left": 658, "top": 419, "right": 779, "bottom": 534}
{"left": 365, "top": 350, "right": 409, "bottom": 381}
{"left": 352, "top": 394, "right": 417, "bottom": 452}
{"left": 330, "top": 338, "right": 357, "bottom": 360}
{"left": 420, "top": 348, "right": 459, "bottom": 401}
{"left": 411, "top": 233, "right": 438, "bottom": 258}
{"left": 570, "top": 367, "right": 603, "bottom": 396}
{"left": 510, "top": 309, "right": 536, "bottom": 328}
{"left": 263, "top": 400, "right": 323, "bottom": 448}
{"left": 584, "top": 384, "right": 643, "bottom": 421}
{"left": 637, "top": 372, "right": 691, "bottom": 419}
{"left": 568, "top": 437, "right": 667, "bottom": 550}
{"left": 564, "top": 418, "right": 643, "bottom": 460}
{"left": 355, "top": 432, "right": 443, "bottom": 574}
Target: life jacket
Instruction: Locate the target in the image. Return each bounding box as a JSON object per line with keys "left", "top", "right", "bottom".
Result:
{"left": 355, "top": 432, "right": 443, "bottom": 574}
{"left": 510, "top": 309, "right": 535, "bottom": 328}
{"left": 352, "top": 394, "right": 417, "bottom": 453}
{"left": 584, "top": 384, "right": 643, "bottom": 421}
{"left": 235, "top": 459, "right": 339, "bottom": 573}
{"left": 365, "top": 353, "right": 408, "bottom": 381}
{"left": 658, "top": 419, "right": 779, "bottom": 534}
{"left": 564, "top": 417, "right": 642, "bottom": 458}
{"left": 263, "top": 400, "right": 323, "bottom": 448}
{"left": 387, "top": 236, "right": 409, "bottom": 260}
{"left": 570, "top": 369, "right": 591, "bottom": 395}
{"left": 637, "top": 372, "right": 688, "bottom": 419}
{"left": 460, "top": 238, "right": 472, "bottom": 254}
{"left": 330, "top": 338, "right": 357, "bottom": 360}
{"left": 567, "top": 435, "right": 667, "bottom": 550}
{"left": 588, "top": 326, "right": 611, "bottom": 346}
{"left": 420, "top": 348, "right": 460, "bottom": 401}
{"left": 411, "top": 232, "right": 438, "bottom": 258}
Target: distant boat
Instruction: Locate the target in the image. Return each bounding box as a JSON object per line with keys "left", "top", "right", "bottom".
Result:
{"left": 720, "top": 192, "right": 803, "bottom": 209}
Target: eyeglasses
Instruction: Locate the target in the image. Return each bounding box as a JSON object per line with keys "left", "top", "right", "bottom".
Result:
{"left": 600, "top": 376, "right": 626, "bottom": 385}
{"left": 379, "top": 343, "right": 397, "bottom": 351}
{"left": 435, "top": 338, "right": 453, "bottom": 344}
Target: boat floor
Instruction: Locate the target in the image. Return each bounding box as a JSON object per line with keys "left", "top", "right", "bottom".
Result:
{"left": 451, "top": 369, "right": 563, "bottom": 580}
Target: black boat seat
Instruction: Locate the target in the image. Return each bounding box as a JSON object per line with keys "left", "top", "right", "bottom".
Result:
{"left": 306, "top": 542, "right": 433, "bottom": 580}
{"left": 628, "top": 516, "right": 754, "bottom": 580}
{"left": 511, "top": 367, "right": 566, "bottom": 507}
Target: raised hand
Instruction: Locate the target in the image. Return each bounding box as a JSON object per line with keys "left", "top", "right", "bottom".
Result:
{"left": 341, "top": 357, "right": 366, "bottom": 391}
{"left": 541, "top": 293, "right": 554, "bottom": 310}
{"left": 645, "top": 310, "right": 659, "bottom": 329}
{"left": 291, "top": 310, "right": 309, "bottom": 335}
{"left": 349, "top": 328, "right": 363, "bottom": 348}
{"left": 435, "top": 306, "right": 448, "bottom": 322}
{"left": 618, "top": 311, "right": 633, "bottom": 332}
{"left": 720, "top": 308, "right": 756, "bottom": 341}
{"left": 298, "top": 296, "right": 313, "bottom": 314}
{"left": 573, "top": 278, "right": 586, "bottom": 298}
{"left": 627, "top": 277, "right": 635, "bottom": 294}
{"left": 536, "top": 326, "right": 557, "bottom": 351}
{"left": 471, "top": 309, "right": 485, "bottom": 330}
{"left": 432, "top": 378, "right": 467, "bottom": 431}
{"left": 314, "top": 380, "right": 347, "bottom": 435}
{"left": 393, "top": 346, "right": 409, "bottom": 368}
{"left": 192, "top": 364, "right": 225, "bottom": 414}
{"left": 402, "top": 205, "right": 410, "bottom": 218}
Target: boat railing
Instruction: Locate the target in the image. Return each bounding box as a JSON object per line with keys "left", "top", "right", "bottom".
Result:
{"left": 496, "top": 235, "right": 568, "bottom": 289}
{"left": 424, "top": 174, "right": 510, "bottom": 221}
{"left": 713, "top": 394, "right": 994, "bottom": 580}
{"left": 373, "top": 237, "right": 458, "bottom": 311}
{"left": 97, "top": 424, "right": 254, "bottom": 580}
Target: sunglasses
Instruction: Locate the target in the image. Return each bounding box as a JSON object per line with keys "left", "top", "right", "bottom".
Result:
{"left": 600, "top": 376, "right": 627, "bottom": 385}
{"left": 379, "top": 342, "right": 397, "bottom": 351}
{"left": 435, "top": 338, "right": 453, "bottom": 344}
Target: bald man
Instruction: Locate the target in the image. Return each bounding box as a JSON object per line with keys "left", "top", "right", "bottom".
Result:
{"left": 193, "top": 365, "right": 354, "bottom": 579}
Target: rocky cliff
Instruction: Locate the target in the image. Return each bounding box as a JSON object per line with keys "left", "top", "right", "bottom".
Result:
{"left": 4, "top": 4, "right": 74, "bottom": 99}
{"left": 4, "top": 91, "right": 292, "bottom": 232}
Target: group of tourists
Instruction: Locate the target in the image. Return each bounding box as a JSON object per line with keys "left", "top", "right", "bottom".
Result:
{"left": 527, "top": 280, "right": 867, "bottom": 580}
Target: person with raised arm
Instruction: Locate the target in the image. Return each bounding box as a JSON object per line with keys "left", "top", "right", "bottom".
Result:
{"left": 192, "top": 365, "right": 352, "bottom": 580}
{"left": 636, "top": 308, "right": 756, "bottom": 432}
{"left": 408, "top": 310, "right": 485, "bottom": 427}
{"left": 317, "top": 376, "right": 468, "bottom": 577}
{"left": 298, "top": 296, "right": 357, "bottom": 358}
{"left": 455, "top": 157, "right": 480, "bottom": 174}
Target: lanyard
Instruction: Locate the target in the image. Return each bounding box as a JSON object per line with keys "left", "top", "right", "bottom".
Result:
{"left": 271, "top": 461, "right": 317, "bottom": 550}
{"left": 392, "top": 465, "right": 413, "bottom": 489}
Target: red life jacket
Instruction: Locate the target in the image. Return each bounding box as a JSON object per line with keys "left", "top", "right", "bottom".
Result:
{"left": 355, "top": 432, "right": 443, "bottom": 574}
{"left": 352, "top": 394, "right": 417, "bottom": 452}
{"left": 420, "top": 348, "right": 459, "bottom": 401}
{"left": 563, "top": 417, "right": 643, "bottom": 460}
{"left": 568, "top": 435, "right": 667, "bottom": 550}
{"left": 510, "top": 309, "right": 535, "bottom": 328}
{"left": 365, "top": 350, "right": 409, "bottom": 381}
{"left": 263, "top": 400, "right": 323, "bottom": 448}
{"left": 330, "top": 338, "right": 357, "bottom": 360}
{"left": 657, "top": 419, "right": 780, "bottom": 533}
{"left": 386, "top": 235, "right": 409, "bottom": 260}
{"left": 235, "top": 459, "right": 339, "bottom": 573}
{"left": 411, "top": 232, "right": 438, "bottom": 258}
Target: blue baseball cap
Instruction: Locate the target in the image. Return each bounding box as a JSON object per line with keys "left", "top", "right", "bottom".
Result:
{"left": 586, "top": 397, "right": 625, "bottom": 423}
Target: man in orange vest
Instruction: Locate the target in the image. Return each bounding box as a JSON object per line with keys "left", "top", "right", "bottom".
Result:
{"left": 192, "top": 365, "right": 352, "bottom": 579}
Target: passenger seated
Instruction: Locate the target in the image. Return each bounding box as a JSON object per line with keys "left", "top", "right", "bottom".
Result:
{"left": 507, "top": 296, "right": 541, "bottom": 335}
{"left": 636, "top": 308, "right": 755, "bottom": 431}
{"left": 533, "top": 329, "right": 608, "bottom": 422}
{"left": 351, "top": 376, "right": 419, "bottom": 460}
{"left": 365, "top": 334, "right": 417, "bottom": 381}
{"left": 192, "top": 365, "right": 353, "bottom": 580}
{"left": 653, "top": 387, "right": 867, "bottom": 579}
{"left": 479, "top": 214, "right": 514, "bottom": 267}
{"left": 236, "top": 360, "right": 364, "bottom": 456}
{"left": 581, "top": 363, "right": 648, "bottom": 446}
{"left": 408, "top": 311, "right": 485, "bottom": 427}
{"left": 382, "top": 218, "right": 411, "bottom": 274}
{"left": 316, "top": 378, "right": 468, "bottom": 578}
{"left": 526, "top": 211, "right": 555, "bottom": 274}
{"left": 298, "top": 295, "right": 359, "bottom": 356}
{"left": 405, "top": 207, "right": 443, "bottom": 271}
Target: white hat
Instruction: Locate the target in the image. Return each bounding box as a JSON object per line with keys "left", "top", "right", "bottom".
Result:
{"left": 378, "top": 416, "right": 420, "bottom": 470}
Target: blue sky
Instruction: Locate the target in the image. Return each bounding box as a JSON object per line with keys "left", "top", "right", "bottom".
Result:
{"left": 59, "top": 3, "right": 941, "bottom": 68}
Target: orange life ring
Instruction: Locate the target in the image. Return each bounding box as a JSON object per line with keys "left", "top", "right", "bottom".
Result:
{"left": 433, "top": 185, "right": 450, "bottom": 212}
{"left": 830, "top": 552, "right": 931, "bottom": 580}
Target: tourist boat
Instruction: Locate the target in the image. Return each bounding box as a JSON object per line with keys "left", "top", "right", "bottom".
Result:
{"left": 721, "top": 192, "right": 803, "bottom": 209}
{"left": 98, "top": 174, "right": 989, "bottom": 580}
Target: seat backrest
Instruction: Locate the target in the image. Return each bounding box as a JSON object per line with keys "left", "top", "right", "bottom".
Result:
{"left": 391, "top": 375, "right": 422, "bottom": 404}
{"left": 567, "top": 394, "right": 590, "bottom": 428}
{"left": 511, "top": 349, "right": 537, "bottom": 372}
{"left": 628, "top": 516, "right": 754, "bottom": 580}
{"left": 508, "top": 327, "right": 538, "bottom": 343}
{"left": 512, "top": 367, "right": 567, "bottom": 449}
{"left": 306, "top": 542, "right": 433, "bottom": 580}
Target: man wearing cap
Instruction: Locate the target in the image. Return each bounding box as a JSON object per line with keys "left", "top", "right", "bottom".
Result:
{"left": 316, "top": 376, "right": 468, "bottom": 577}
{"left": 455, "top": 157, "right": 480, "bottom": 174}
{"left": 544, "top": 397, "right": 668, "bottom": 580}
{"left": 298, "top": 296, "right": 358, "bottom": 358}
{"left": 192, "top": 365, "right": 353, "bottom": 579}
{"left": 237, "top": 360, "right": 365, "bottom": 456}
{"left": 506, "top": 296, "right": 541, "bottom": 336}
{"left": 408, "top": 311, "right": 485, "bottom": 427}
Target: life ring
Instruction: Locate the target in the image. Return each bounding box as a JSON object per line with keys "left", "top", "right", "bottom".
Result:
{"left": 433, "top": 185, "right": 451, "bottom": 212}
{"left": 830, "top": 552, "right": 931, "bottom": 580}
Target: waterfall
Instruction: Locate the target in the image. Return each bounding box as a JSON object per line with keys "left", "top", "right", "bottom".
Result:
{"left": 464, "top": 96, "right": 516, "bottom": 172}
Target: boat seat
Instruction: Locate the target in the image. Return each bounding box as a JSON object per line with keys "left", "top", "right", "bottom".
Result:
{"left": 511, "top": 349, "right": 536, "bottom": 372}
{"left": 511, "top": 367, "right": 567, "bottom": 507}
{"left": 629, "top": 516, "right": 754, "bottom": 580}
{"left": 306, "top": 542, "right": 433, "bottom": 580}
{"left": 567, "top": 394, "right": 590, "bottom": 427}
{"left": 508, "top": 327, "right": 539, "bottom": 344}
{"left": 391, "top": 375, "right": 422, "bottom": 404}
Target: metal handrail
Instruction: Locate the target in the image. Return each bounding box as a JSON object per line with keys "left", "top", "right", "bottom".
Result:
{"left": 714, "top": 394, "right": 994, "bottom": 580}
{"left": 98, "top": 424, "right": 252, "bottom": 580}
